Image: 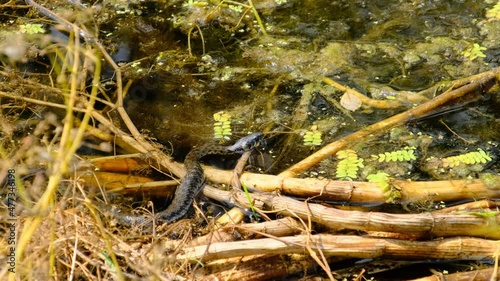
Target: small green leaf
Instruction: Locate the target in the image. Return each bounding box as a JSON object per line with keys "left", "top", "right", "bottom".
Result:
{"left": 463, "top": 43, "right": 487, "bottom": 61}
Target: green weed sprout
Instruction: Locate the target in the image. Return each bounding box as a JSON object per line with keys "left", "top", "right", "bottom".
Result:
{"left": 465, "top": 210, "right": 499, "bottom": 218}
{"left": 101, "top": 251, "right": 116, "bottom": 270}
{"left": 213, "top": 111, "right": 232, "bottom": 140}
{"left": 335, "top": 149, "right": 364, "bottom": 180}
{"left": 463, "top": 43, "right": 487, "bottom": 61}
{"left": 242, "top": 182, "right": 258, "bottom": 221}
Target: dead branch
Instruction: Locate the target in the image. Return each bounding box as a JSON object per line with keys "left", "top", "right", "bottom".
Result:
{"left": 323, "top": 76, "right": 405, "bottom": 109}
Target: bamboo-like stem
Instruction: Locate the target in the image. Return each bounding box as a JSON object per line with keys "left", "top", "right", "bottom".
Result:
{"left": 177, "top": 234, "right": 500, "bottom": 262}
{"left": 204, "top": 167, "right": 500, "bottom": 204}
{"left": 203, "top": 186, "right": 500, "bottom": 239}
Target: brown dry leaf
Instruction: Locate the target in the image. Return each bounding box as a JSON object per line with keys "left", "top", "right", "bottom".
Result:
{"left": 340, "top": 92, "right": 362, "bottom": 111}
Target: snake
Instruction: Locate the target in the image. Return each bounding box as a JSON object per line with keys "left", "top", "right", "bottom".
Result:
{"left": 109, "top": 132, "right": 264, "bottom": 229}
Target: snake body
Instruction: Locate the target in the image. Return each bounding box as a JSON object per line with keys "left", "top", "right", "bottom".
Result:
{"left": 111, "top": 132, "right": 264, "bottom": 229}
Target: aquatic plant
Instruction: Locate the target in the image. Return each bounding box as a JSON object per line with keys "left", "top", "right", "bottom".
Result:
{"left": 422, "top": 148, "right": 494, "bottom": 180}
{"left": 371, "top": 146, "right": 417, "bottom": 163}
{"left": 180, "top": 0, "right": 268, "bottom": 36}
{"left": 441, "top": 148, "right": 492, "bottom": 168}
{"left": 303, "top": 125, "right": 322, "bottom": 147}
{"left": 486, "top": 2, "right": 500, "bottom": 20}
{"left": 213, "top": 111, "right": 232, "bottom": 140}
{"left": 463, "top": 43, "right": 487, "bottom": 61}
{"left": 367, "top": 172, "right": 401, "bottom": 203}
{"left": 19, "top": 23, "right": 45, "bottom": 34}
{"left": 335, "top": 149, "right": 364, "bottom": 180}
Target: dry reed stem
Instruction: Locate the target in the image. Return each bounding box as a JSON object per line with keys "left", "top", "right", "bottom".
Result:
{"left": 203, "top": 186, "right": 500, "bottom": 239}
{"left": 204, "top": 167, "right": 500, "bottom": 204}
{"left": 88, "top": 110, "right": 186, "bottom": 177}
{"left": 280, "top": 68, "right": 499, "bottom": 177}
{"left": 433, "top": 200, "right": 499, "bottom": 214}
{"left": 75, "top": 171, "right": 178, "bottom": 196}
{"left": 0, "top": 91, "right": 89, "bottom": 112}
{"left": 14, "top": 25, "right": 99, "bottom": 271}
{"left": 8, "top": 3, "right": 126, "bottom": 278}
{"left": 177, "top": 234, "right": 500, "bottom": 262}
{"left": 161, "top": 217, "right": 303, "bottom": 251}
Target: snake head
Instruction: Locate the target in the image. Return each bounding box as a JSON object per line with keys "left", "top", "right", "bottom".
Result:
{"left": 227, "top": 132, "right": 264, "bottom": 153}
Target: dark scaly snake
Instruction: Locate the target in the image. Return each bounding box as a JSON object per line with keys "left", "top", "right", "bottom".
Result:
{"left": 109, "top": 132, "right": 264, "bottom": 229}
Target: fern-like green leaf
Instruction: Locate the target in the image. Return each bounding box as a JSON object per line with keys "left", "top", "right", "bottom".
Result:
{"left": 336, "top": 150, "right": 364, "bottom": 180}
{"left": 372, "top": 147, "right": 417, "bottom": 163}
{"left": 303, "top": 126, "right": 323, "bottom": 147}
{"left": 213, "top": 111, "right": 232, "bottom": 140}
{"left": 442, "top": 148, "right": 492, "bottom": 168}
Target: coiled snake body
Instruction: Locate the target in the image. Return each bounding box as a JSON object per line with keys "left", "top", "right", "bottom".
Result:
{"left": 111, "top": 132, "right": 264, "bottom": 229}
